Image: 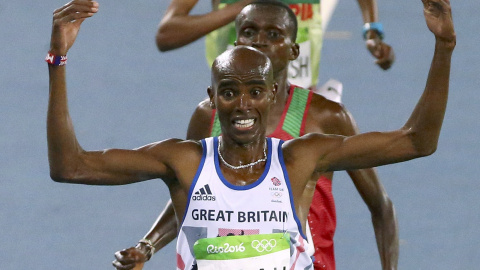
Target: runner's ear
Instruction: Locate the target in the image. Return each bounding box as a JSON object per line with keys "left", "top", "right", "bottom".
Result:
{"left": 207, "top": 86, "right": 216, "bottom": 109}
{"left": 270, "top": 83, "right": 278, "bottom": 103}
{"left": 289, "top": 43, "right": 300, "bottom": 61}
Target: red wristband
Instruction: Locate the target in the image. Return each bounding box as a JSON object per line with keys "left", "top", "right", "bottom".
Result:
{"left": 45, "top": 52, "right": 67, "bottom": 66}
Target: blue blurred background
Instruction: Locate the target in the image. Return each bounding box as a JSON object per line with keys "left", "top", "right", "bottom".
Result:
{"left": 1, "top": 0, "right": 478, "bottom": 269}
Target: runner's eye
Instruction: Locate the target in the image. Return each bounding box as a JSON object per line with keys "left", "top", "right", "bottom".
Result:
{"left": 251, "top": 89, "right": 262, "bottom": 97}
{"left": 223, "top": 90, "right": 235, "bottom": 99}
{"left": 268, "top": 30, "right": 280, "bottom": 39}
{"left": 242, "top": 28, "right": 255, "bottom": 38}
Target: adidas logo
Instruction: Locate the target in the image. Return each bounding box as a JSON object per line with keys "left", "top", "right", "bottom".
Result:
{"left": 192, "top": 184, "right": 216, "bottom": 201}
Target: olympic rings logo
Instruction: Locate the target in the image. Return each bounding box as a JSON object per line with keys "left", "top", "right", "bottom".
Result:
{"left": 271, "top": 191, "right": 282, "bottom": 198}
{"left": 251, "top": 239, "right": 277, "bottom": 252}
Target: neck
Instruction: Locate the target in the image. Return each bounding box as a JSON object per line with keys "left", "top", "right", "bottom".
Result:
{"left": 268, "top": 68, "right": 290, "bottom": 122}
{"left": 218, "top": 136, "right": 267, "bottom": 169}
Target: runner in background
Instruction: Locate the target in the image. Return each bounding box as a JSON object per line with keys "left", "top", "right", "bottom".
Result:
{"left": 155, "top": 0, "right": 395, "bottom": 99}
{"left": 114, "top": 1, "right": 398, "bottom": 269}
{"left": 46, "top": 1, "right": 454, "bottom": 269}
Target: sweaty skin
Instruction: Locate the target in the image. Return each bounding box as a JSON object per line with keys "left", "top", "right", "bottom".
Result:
{"left": 114, "top": 3, "right": 396, "bottom": 269}
{"left": 45, "top": 1, "right": 455, "bottom": 269}
{"left": 113, "top": 1, "right": 455, "bottom": 269}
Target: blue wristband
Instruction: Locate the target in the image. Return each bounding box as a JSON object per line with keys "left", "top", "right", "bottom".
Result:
{"left": 362, "top": 22, "right": 384, "bottom": 40}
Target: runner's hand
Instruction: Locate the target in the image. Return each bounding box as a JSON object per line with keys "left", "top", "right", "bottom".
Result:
{"left": 112, "top": 247, "right": 146, "bottom": 270}
{"left": 50, "top": 0, "right": 99, "bottom": 55}
{"left": 422, "top": 0, "right": 455, "bottom": 47}
{"left": 366, "top": 38, "right": 395, "bottom": 70}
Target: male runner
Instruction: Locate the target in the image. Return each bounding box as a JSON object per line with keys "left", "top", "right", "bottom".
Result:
{"left": 155, "top": 0, "right": 395, "bottom": 91}
{"left": 47, "top": 1, "right": 454, "bottom": 269}
{"left": 112, "top": 1, "right": 447, "bottom": 269}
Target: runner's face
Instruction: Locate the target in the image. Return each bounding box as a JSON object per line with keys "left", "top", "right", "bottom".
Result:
{"left": 236, "top": 6, "right": 296, "bottom": 75}
{"left": 210, "top": 49, "right": 276, "bottom": 145}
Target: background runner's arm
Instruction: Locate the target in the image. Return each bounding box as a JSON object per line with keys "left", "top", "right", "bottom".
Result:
{"left": 356, "top": 0, "right": 395, "bottom": 70}
{"left": 348, "top": 169, "right": 398, "bottom": 269}
{"left": 143, "top": 199, "right": 178, "bottom": 252}
{"left": 328, "top": 101, "right": 399, "bottom": 269}
{"left": 156, "top": 0, "right": 253, "bottom": 51}
{"left": 113, "top": 200, "right": 177, "bottom": 269}
{"left": 357, "top": 0, "right": 378, "bottom": 26}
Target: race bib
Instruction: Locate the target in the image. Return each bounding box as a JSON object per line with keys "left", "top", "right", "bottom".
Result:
{"left": 193, "top": 233, "right": 290, "bottom": 270}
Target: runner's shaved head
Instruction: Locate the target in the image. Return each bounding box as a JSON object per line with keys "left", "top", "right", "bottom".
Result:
{"left": 211, "top": 46, "right": 273, "bottom": 89}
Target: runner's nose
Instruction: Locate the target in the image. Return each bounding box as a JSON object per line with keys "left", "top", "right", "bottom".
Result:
{"left": 237, "top": 93, "right": 252, "bottom": 111}
{"left": 252, "top": 32, "right": 268, "bottom": 48}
